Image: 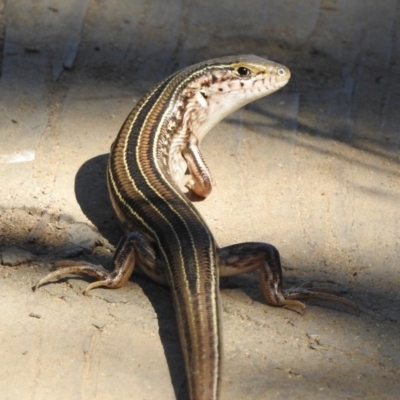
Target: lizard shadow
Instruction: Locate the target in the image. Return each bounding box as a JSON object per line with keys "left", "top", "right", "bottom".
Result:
{"left": 74, "top": 154, "right": 190, "bottom": 399}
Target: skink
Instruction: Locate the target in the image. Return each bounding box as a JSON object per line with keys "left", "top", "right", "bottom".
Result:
{"left": 36, "top": 55, "right": 357, "bottom": 400}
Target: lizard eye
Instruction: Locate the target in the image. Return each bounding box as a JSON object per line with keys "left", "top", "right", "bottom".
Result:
{"left": 237, "top": 66, "right": 250, "bottom": 76}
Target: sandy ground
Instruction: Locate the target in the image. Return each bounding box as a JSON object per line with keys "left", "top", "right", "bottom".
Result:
{"left": 0, "top": 1, "right": 399, "bottom": 399}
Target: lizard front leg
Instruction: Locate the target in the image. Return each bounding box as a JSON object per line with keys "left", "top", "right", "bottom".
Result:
{"left": 182, "top": 135, "right": 215, "bottom": 199}
{"left": 218, "top": 242, "right": 358, "bottom": 314}
{"left": 35, "top": 232, "right": 167, "bottom": 294}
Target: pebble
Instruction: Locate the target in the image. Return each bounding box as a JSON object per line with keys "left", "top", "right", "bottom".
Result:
{"left": 66, "top": 223, "right": 101, "bottom": 251}
{"left": 1, "top": 246, "right": 35, "bottom": 266}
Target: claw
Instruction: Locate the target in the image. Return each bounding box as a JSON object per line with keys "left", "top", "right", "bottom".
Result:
{"left": 284, "top": 283, "right": 359, "bottom": 314}
{"left": 286, "top": 281, "right": 348, "bottom": 296}
{"left": 34, "top": 260, "right": 111, "bottom": 293}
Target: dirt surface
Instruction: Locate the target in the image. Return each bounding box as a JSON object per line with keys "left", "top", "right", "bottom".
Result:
{"left": 1, "top": 1, "right": 399, "bottom": 399}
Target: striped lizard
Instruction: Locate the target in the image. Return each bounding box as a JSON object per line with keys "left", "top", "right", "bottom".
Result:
{"left": 36, "top": 55, "right": 357, "bottom": 400}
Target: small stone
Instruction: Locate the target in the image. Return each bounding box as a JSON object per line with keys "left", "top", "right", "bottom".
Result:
{"left": 66, "top": 223, "right": 101, "bottom": 251}
{"left": 1, "top": 246, "right": 35, "bottom": 266}
{"left": 58, "top": 214, "right": 75, "bottom": 225}
{"left": 92, "top": 321, "right": 106, "bottom": 331}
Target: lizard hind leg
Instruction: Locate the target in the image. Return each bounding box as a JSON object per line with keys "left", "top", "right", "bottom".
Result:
{"left": 35, "top": 232, "right": 160, "bottom": 295}
{"left": 218, "top": 242, "right": 358, "bottom": 314}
